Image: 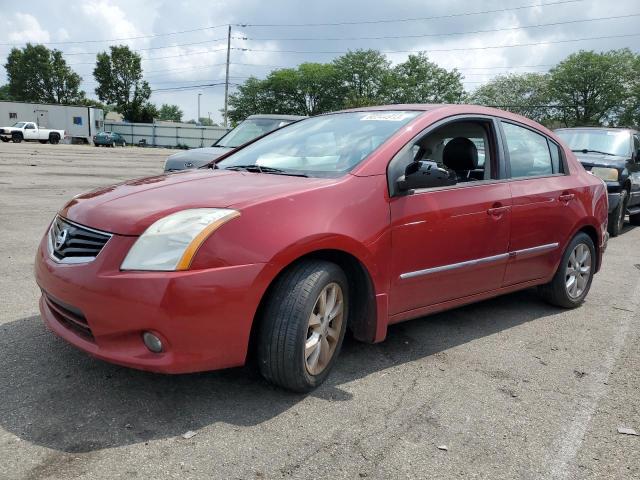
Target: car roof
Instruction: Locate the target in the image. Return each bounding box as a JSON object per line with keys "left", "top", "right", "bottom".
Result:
{"left": 555, "top": 127, "right": 638, "bottom": 134}
{"left": 246, "top": 114, "right": 307, "bottom": 120}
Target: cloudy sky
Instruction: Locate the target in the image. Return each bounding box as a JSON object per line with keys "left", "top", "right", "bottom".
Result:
{"left": 1, "top": 0, "right": 639, "bottom": 123}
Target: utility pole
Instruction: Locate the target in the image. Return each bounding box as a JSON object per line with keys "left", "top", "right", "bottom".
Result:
{"left": 197, "top": 93, "right": 202, "bottom": 123}
{"left": 224, "top": 24, "right": 231, "bottom": 128}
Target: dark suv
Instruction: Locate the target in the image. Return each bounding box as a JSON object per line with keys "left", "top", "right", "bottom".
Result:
{"left": 555, "top": 127, "right": 640, "bottom": 236}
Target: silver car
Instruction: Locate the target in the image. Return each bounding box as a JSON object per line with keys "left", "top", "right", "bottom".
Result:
{"left": 163, "top": 114, "right": 306, "bottom": 172}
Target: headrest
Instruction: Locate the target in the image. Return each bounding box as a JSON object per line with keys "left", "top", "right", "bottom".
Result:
{"left": 443, "top": 137, "right": 478, "bottom": 171}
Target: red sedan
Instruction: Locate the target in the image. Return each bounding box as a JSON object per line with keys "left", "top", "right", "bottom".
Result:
{"left": 35, "top": 105, "right": 608, "bottom": 392}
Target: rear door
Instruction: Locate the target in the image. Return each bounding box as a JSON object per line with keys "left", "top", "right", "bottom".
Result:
{"left": 388, "top": 117, "right": 512, "bottom": 316}
{"left": 500, "top": 121, "right": 577, "bottom": 286}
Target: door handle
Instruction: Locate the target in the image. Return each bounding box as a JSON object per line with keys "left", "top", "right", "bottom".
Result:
{"left": 559, "top": 193, "right": 575, "bottom": 203}
{"left": 487, "top": 205, "right": 510, "bottom": 216}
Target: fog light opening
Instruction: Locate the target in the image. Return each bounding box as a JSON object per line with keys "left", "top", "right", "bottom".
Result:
{"left": 143, "top": 332, "right": 163, "bottom": 353}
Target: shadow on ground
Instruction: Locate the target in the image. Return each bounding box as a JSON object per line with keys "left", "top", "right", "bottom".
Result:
{"left": 0, "top": 288, "right": 560, "bottom": 453}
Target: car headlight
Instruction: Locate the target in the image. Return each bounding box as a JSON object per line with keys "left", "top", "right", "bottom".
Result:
{"left": 590, "top": 167, "right": 619, "bottom": 182}
{"left": 121, "top": 208, "right": 240, "bottom": 271}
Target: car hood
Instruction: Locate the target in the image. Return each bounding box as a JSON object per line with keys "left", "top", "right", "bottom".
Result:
{"left": 573, "top": 152, "right": 629, "bottom": 169}
{"left": 60, "top": 169, "right": 336, "bottom": 235}
{"left": 164, "top": 146, "right": 232, "bottom": 171}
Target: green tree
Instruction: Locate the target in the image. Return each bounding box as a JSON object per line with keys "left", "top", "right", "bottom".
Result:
{"left": 548, "top": 49, "right": 636, "bottom": 127}
{"left": 295, "top": 63, "right": 344, "bottom": 115}
{"left": 93, "top": 45, "right": 152, "bottom": 122}
{"left": 333, "top": 49, "right": 392, "bottom": 107}
{"left": 0, "top": 84, "right": 11, "bottom": 100}
{"left": 227, "top": 77, "right": 271, "bottom": 124}
{"left": 4, "top": 43, "right": 85, "bottom": 104}
{"left": 157, "top": 103, "right": 183, "bottom": 122}
{"left": 469, "top": 73, "right": 552, "bottom": 124}
{"left": 389, "top": 52, "right": 464, "bottom": 104}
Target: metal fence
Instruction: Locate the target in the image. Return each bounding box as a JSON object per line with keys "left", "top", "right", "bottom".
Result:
{"left": 103, "top": 121, "right": 229, "bottom": 149}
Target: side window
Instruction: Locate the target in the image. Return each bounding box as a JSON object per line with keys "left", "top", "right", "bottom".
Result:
{"left": 388, "top": 120, "right": 494, "bottom": 194}
{"left": 548, "top": 140, "right": 564, "bottom": 174}
{"left": 502, "top": 122, "right": 553, "bottom": 178}
{"left": 25, "top": 123, "right": 35, "bottom": 130}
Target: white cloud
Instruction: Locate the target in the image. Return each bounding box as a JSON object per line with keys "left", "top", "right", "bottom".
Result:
{"left": 4, "top": 13, "right": 51, "bottom": 43}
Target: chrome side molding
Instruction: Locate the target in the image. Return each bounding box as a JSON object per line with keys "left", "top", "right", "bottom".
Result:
{"left": 399, "top": 242, "right": 559, "bottom": 280}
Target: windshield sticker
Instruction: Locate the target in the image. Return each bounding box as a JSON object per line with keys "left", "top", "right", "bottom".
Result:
{"left": 360, "top": 112, "right": 414, "bottom": 122}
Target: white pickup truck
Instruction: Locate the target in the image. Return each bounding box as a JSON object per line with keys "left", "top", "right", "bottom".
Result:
{"left": 0, "top": 122, "right": 65, "bottom": 144}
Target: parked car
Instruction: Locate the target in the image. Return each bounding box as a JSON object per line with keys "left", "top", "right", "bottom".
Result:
{"left": 35, "top": 105, "right": 608, "bottom": 392}
{"left": 555, "top": 127, "right": 640, "bottom": 237}
{"left": 163, "top": 114, "right": 306, "bottom": 172}
{"left": 0, "top": 121, "right": 64, "bottom": 144}
{"left": 93, "top": 131, "right": 127, "bottom": 147}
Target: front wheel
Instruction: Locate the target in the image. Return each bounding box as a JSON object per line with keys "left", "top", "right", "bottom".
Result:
{"left": 538, "top": 232, "right": 595, "bottom": 308}
{"left": 11, "top": 133, "right": 22, "bottom": 143}
{"left": 257, "top": 260, "right": 348, "bottom": 392}
{"left": 608, "top": 190, "right": 628, "bottom": 237}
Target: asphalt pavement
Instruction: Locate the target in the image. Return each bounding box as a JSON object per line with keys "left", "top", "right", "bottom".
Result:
{"left": 0, "top": 142, "right": 638, "bottom": 479}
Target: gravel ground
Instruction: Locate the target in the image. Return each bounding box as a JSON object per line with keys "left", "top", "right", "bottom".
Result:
{"left": 0, "top": 142, "right": 638, "bottom": 480}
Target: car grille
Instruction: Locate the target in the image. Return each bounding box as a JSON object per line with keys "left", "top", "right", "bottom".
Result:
{"left": 49, "top": 216, "right": 112, "bottom": 263}
{"left": 43, "top": 292, "right": 94, "bottom": 340}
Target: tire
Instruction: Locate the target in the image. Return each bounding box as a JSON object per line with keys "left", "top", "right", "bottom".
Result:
{"left": 11, "top": 133, "right": 22, "bottom": 143}
{"left": 49, "top": 134, "right": 60, "bottom": 145}
{"left": 538, "top": 232, "right": 596, "bottom": 308}
{"left": 607, "top": 189, "right": 628, "bottom": 237}
{"left": 1, "top": 137, "right": 9, "bottom": 142}
{"left": 257, "top": 260, "right": 349, "bottom": 392}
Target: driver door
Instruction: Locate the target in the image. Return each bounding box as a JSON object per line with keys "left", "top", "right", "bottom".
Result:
{"left": 388, "top": 118, "right": 512, "bottom": 316}
{"left": 23, "top": 123, "right": 38, "bottom": 140}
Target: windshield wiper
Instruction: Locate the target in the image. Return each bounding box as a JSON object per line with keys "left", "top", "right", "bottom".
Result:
{"left": 224, "top": 165, "right": 308, "bottom": 177}
{"left": 572, "top": 148, "right": 616, "bottom": 156}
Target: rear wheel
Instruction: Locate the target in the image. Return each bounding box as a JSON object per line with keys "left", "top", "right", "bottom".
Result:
{"left": 257, "top": 260, "right": 348, "bottom": 392}
{"left": 608, "top": 189, "right": 628, "bottom": 237}
{"left": 11, "top": 133, "right": 22, "bottom": 143}
{"left": 49, "top": 134, "right": 60, "bottom": 145}
{"left": 538, "top": 232, "right": 595, "bottom": 308}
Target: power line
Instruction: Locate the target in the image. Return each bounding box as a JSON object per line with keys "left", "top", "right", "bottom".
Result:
{"left": 236, "top": 0, "right": 583, "bottom": 27}
{"left": 237, "top": 13, "right": 639, "bottom": 42}
{"left": 0, "top": 0, "right": 582, "bottom": 48}
{"left": 0, "top": 24, "right": 230, "bottom": 47}
{"left": 234, "top": 32, "right": 640, "bottom": 55}
{"left": 53, "top": 38, "right": 228, "bottom": 56}
{"left": 151, "top": 82, "right": 240, "bottom": 93}
{"left": 67, "top": 47, "right": 228, "bottom": 65}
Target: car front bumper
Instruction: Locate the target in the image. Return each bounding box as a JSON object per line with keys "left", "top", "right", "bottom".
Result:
{"left": 35, "top": 232, "right": 267, "bottom": 374}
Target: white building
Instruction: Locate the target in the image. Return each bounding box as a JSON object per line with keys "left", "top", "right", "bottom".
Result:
{"left": 0, "top": 100, "right": 104, "bottom": 143}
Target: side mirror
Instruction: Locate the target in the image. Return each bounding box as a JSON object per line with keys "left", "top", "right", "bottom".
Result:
{"left": 396, "top": 160, "right": 455, "bottom": 192}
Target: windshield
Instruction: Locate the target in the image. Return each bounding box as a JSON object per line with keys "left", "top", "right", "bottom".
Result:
{"left": 556, "top": 129, "right": 631, "bottom": 156}
{"left": 215, "top": 118, "right": 295, "bottom": 148}
{"left": 217, "top": 111, "right": 421, "bottom": 177}
{"left": 12, "top": 122, "right": 25, "bottom": 128}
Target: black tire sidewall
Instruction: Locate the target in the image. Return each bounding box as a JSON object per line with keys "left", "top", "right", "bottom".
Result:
{"left": 296, "top": 266, "right": 349, "bottom": 390}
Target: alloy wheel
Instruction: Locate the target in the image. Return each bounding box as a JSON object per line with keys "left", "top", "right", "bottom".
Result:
{"left": 565, "top": 243, "right": 592, "bottom": 299}
{"left": 305, "top": 282, "right": 344, "bottom": 375}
